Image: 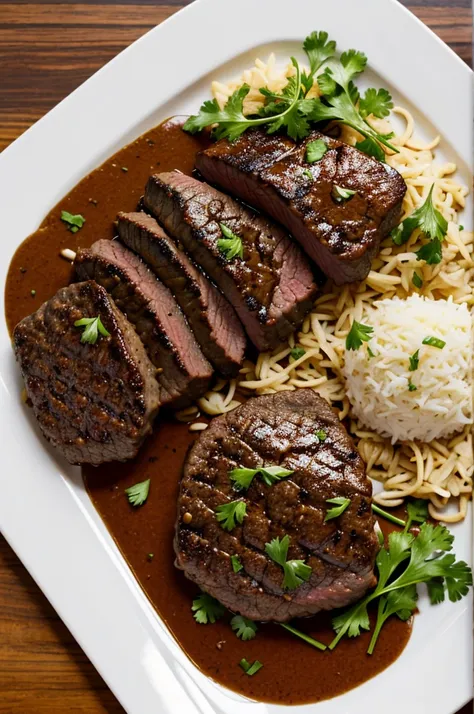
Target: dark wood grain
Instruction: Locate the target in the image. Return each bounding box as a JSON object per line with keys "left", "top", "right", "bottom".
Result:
{"left": 0, "top": 2, "right": 472, "bottom": 712}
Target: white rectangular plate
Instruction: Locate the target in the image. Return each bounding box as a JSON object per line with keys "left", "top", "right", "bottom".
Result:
{"left": 0, "top": 1, "right": 472, "bottom": 712}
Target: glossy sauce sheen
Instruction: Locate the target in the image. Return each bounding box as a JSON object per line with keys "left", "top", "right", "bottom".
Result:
{"left": 5, "top": 120, "right": 411, "bottom": 705}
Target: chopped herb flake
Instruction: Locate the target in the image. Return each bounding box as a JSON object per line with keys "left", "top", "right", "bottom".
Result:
{"left": 412, "top": 272, "right": 423, "bottom": 289}
{"left": 74, "top": 315, "right": 111, "bottom": 344}
{"left": 346, "top": 320, "right": 374, "bottom": 350}
{"left": 230, "top": 555, "right": 243, "bottom": 573}
{"left": 290, "top": 347, "right": 306, "bottom": 360}
{"left": 422, "top": 336, "right": 446, "bottom": 349}
{"left": 192, "top": 593, "right": 225, "bottom": 624}
{"left": 332, "top": 185, "right": 356, "bottom": 202}
{"left": 306, "top": 139, "right": 327, "bottom": 163}
{"left": 409, "top": 349, "right": 420, "bottom": 372}
{"left": 124, "top": 478, "right": 150, "bottom": 507}
{"left": 218, "top": 223, "right": 244, "bottom": 261}
{"left": 61, "top": 210, "right": 85, "bottom": 233}
{"left": 239, "top": 658, "right": 263, "bottom": 676}
{"left": 325, "top": 497, "right": 351, "bottom": 522}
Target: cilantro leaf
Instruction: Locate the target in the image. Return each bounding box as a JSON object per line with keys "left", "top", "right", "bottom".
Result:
{"left": 405, "top": 499, "right": 429, "bottom": 532}
{"left": 355, "top": 137, "right": 385, "bottom": 162}
{"left": 324, "top": 497, "right": 351, "bottom": 522}
{"left": 61, "top": 210, "right": 85, "bottom": 233}
{"left": 265, "top": 534, "right": 312, "bottom": 590}
{"left": 231, "top": 615, "right": 257, "bottom": 641}
{"left": 74, "top": 316, "right": 110, "bottom": 344}
{"left": 416, "top": 237, "right": 443, "bottom": 265}
{"left": 218, "top": 223, "right": 243, "bottom": 260}
{"left": 332, "top": 599, "right": 371, "bottom": 639}
{"left": 231, "top": 555, "right": 243, "bottom": 573}
{"left": 290, "top": 347, "right": 306, "bottom": 360}
{"left": 315, "top": 429, "right": 327, "bottom": 442}
{"left": 422, "top": 336, "right": 446, "bottom": 349}
{"left": 408, "top": 381, "right": 417, "bottom": 392}
{"left": 283, "top": 559, "right": 312, "bottom": 590}
{"left": 229, "top": 465, "right": 293, "bottom": 491}
{"left": 409, "top": 349, "right": 420, "bottom": 372}
{"left": 346, "top": 320, "right": 374, "bottom": 350}
{"left": 239, "top": 658, "right": 263, "bottom": 676}
{"left": 392, "top": 185, "right": 448, "bottom": 249}
{"left": 192, "top": 593, "right": 225, "bottom": 624}
{"left": 303, "top": 30, "right": 336, "bottom": 77}
{"left": 183, "top": 85, "right": 250, "bottom": 141}
{"left": 321, "top": 49, "right": 367, "bottom": 96}
{"left": 332, "top": 185, "right": 356, "bottom": 202}
{"left": 367, "top": 585, "right": 417, "bottom": 654}
{"left": 306, "top": 139, "right": 328, "bottom": 163}
{"left": 124, "top": 478, "right": 150, "bottom": 507}
{"left": 359, "top": 87, "right": 393, "bottom": 119}
{"left": 215, "top": 500, "right": 247, "bottom": 531}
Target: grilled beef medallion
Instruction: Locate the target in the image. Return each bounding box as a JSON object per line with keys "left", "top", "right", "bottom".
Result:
{"left": 196, "top": 129, "right": 407, "bottom": 285}
{"left": 143, "top": 172, "right": 317, "bottom": 352}
{"left": 117, "top": 211, "right": 246, "bottom": 378}
{"left": 13, "top": 281, "right": 160, "bottom": 465}
{"left": 175, "top": 389, "right": 378, "bottom": 622}
{"left": 75, "top": 239, "right": 213, "bottom": 409}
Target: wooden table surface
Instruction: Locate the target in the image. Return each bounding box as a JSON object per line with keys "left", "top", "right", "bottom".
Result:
{"left": 0, "top": 1, "right": 472, "bottom": 712}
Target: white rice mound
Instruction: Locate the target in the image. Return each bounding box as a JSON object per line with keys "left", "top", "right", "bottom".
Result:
{"left": 343, "top": 295, "right": 473, "bottom": 444}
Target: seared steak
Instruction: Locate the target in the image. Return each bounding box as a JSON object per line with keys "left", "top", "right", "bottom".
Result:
{"left": 75, "top": 239, "right": 212, "bottom": 409}
{"left": 144, "top": 172, "right": 317, "bottom": 352}
{"left": 175, "top": 389, "right": 378, "bottom": 621}
{"left": 117, "top": 211, "right": 246, "bottom": 378}
{"left": 13, "top": 281, "right": 160, "bottom": 465}
{"left": 196, "top": 129, "right": 407, "bottom": 284}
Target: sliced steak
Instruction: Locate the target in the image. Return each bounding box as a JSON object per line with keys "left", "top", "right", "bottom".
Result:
{"left": 144, "top": 172, "right": 317, "bottom": 352}
{"left": 175, "top": 389, "right": 378, "bottom": 622}
{"left": 75, "top": 239, "right": 212, "bottom": 409}
{"left": 13, "top": 281, "right": 160, "bottom": 465}
{"left": 117, "top": 211, "right": 246, "bottom": 378}
{"left": 196, "top": 129, "right": 407, "bottom": 284}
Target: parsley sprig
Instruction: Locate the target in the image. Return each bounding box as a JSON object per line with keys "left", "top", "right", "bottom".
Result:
{"left": 217, "top": 223, "right": 244, "bottom": 260}
{"left": 229, "top": 465, "right": 294, "bottom": 491}
{"left": 265, "top": 535, "right": 312, "bottom": 590}
{"left": 184, "top": 31, "right": 397, "bottom": 161}
{"left": 192, "top": 593, "right": 225, "bottom": 624}
{"left": 74, "top": 316, "right": 110, "bottom": 344}
{"left": 325, "top": 497, "right": 351, "bottom": 522}
{"left": 346, "top": 320, "right": 374, "bottom": 350}
{"left": 215, "top": 500, "right": 247, "bottom": 531}
{"left": 391, "top": 185, "right": 448, "bottom": 265}
{"left": 124, "top": 478, "right": 150, "bottom": 507}
{"left": 329, "top": 522, "right": 472, "bottom": 654}
{"left": 231, "top": 615, "right": 258, "bottom": 641}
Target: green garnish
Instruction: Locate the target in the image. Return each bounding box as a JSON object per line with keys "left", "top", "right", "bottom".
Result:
{"left": 302, "top": 168, "right": 314, "bottom": 181}
{"left": 231, "top": 615, "right": 258, "bottom": 641}
{"left": 265, "top": 535, "right": 312, "bottom": 590}
{"left": 324, "top": 497, "right": 351, "bottom": 522}
{"left": 192, "top": 593, "right": 225, "bottom": 624}
{"left": 409, "top": 349, "right": 420, "bottom": 372}
{"left": 290, "top": 347, "right": 306, "bottom": 360}
{"left": 74, "top": 316, "right": 110, "bottom": 344}
{"left": 408, "top": 381, "right": 417, "bottom": 392}
{"left": 61, "top": 210, "right": 85, "bottom": 233}
{"left": 183, "top": 31, "right": 397, "bottom": 159}
{"left": 422, "top": 336, "right": 446, "bottom": 349}
{"left": 239, "top": 658, "right": 263, "bottom": 676}
{"left": 367, "top": 345, "right": 376, "bottom": 359}
{"left": 329, "top": 522, "right": 472, "bottom": 654}
{"left": 391, "top": 185, "right": 448, "bottom": 265}
{"left": 230, "top": 555, "right": 243, "bottom": 573}
{"left": 147, "top": 553, "right": 154, "bottom": 561}
{"left": 459, "top": 225, "right": 464, "bottom": 231}
{"left": 332, "top": 185, "right": 356, "bottom": 202}
{"left": 346, "top": 320, "right": 374, "bottom": 350}
{"left": 124, "top": 478, "right": 150, "bottom": 507}
{"left": 405, "top": 499, "right": 429, "bottom": 532}
{"left": 306, "top": 139, "right": 327, "bottom": 163}
{"left": 280, "top": 623, "right": 327, "bottom": 650}
{"left": 30, "top": 289, "right": 36, "bottom": 296}
{"left": 217, "top": 223, "right": 244, "bottom": 260}
{"left": 315, "top": 429, "right": 327, "bottom": 442}
{"left": 229, "top": 465, "right": 293, "bottom": 491}
{"left": 371, "top": 504, "right": 406, "bottom": 528}
{"left": 215, "top": 500, "right": 247, "bottom": 531}
{"left": 121, "top": 166, "right": 128, "bottom": 172}
{"left": 412, "top": 272, "right": 423, "bottom": 289}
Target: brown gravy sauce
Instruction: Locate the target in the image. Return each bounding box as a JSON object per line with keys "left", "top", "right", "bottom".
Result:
{"left": 4, "top": 119, "right": 411, "bottom": 705}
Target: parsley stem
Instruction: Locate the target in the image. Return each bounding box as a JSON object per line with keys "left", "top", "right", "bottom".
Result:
{"left": 367, "top": 598, "right": 385, "bottom": 655}
{"left": 372, "top": 504, "right": 406, "bottom": 528}
{"left": 280, "top": 623, "right": 327, "bottom": 650}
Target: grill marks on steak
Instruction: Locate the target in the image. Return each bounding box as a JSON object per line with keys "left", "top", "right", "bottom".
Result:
{"left": 196, "top": 129, "right": 407, "bottom": 284}
{"left": 75, "top": 239, "right": 212, "bottom": 409}
{"left": 13, "top": 281, "right": 160, "bottom": 465}
{"left": 175, "top": 390, "right": 378, "bottom": 622}
{"left": 144, "top": 172, "right": 317, "bottom": 352}
{"left": 116, "top": 211, "right": 246, "bottom": 378}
